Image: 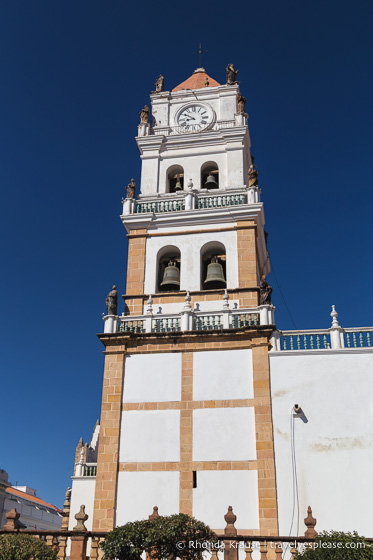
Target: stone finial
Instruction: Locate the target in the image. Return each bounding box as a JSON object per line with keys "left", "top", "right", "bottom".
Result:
{"left": 79, "top": 447, "right": 85, "bottom": 464}
{"left": 149, "top": 506, "right": 160, "bottom": 520}
{"left": 304, "top": 506, "right": 318, "bottom": 538}
{"left": 61, "top": 487, "right": 71, "bottom": 530}
{"left": 73, "top": 505, "right": 88, "bottom": 532}
{"left": 146, "top": 295, "right": 153, "bottom": 315}
{"left": 223, "top": 289, "right": 229, "bottom": 310}
{"left": 330, "top": 305, "right": 340, "bottom": 328}
{"left": 184, "top": 291, "right": 192, "bottom": 312}
{"left": 187, "top": 179, "right": 193, "bottom": 192}
{"left": 3, "top": 508, "right": 20, "bottom": 530}
{"left": 64, "top": 487, "right": 71, "bottom": 505}
{"left": 224, "top": 506, "right": 237, "bottom": 536}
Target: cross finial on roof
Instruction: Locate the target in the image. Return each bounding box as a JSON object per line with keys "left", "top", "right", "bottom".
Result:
{"left": 193, "top": 43, "right": 207, "bottom": 68}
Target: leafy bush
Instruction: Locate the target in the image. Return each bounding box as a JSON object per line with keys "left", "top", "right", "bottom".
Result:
{"left": 101, "top": 513, "right": 217, "bottom": 560}
{"left": 296, "top": 531, "right": 373, "bottom": 559}
{"left": 0, "top": 533, "right": 58, "bottom": 560}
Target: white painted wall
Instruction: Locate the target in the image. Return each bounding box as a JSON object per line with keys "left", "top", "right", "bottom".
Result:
{"left": 116, "top": 472, "right": 180, "bottom": 525}
{"left": 193, "top": 408, "right": 256, "bottom": 461}
{"left": 193, "top": 349, "right": 253, "bottom": 401}
{"left": 68, "top": 477, "right": 96, "bottom": 531}
{"left": 119, "top": 410, "right": 180, "bottom": 462}
{"left": 193, "top": 470, "right": 259, "bottom": 530}
{"left": 2, "top": 493, "right": 62, "bottom": 531}
{"left": 123, "top": 353, "right": 182, "bottom": 403}
{"left": 138, "top": 85, "right": 251, "bottom": 195}
{"left": 270, "top": 350, "right": 373, "bottom": 536}
{"left": 144, "top": 229, "right": 238, "bottom": 294}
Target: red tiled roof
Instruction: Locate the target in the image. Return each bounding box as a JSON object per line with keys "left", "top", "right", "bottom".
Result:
{"left": 172, "top": 69, "right": 220, "bottom": 92}
{"left": 6, "top": 487, "right": 62, "bottom": 512}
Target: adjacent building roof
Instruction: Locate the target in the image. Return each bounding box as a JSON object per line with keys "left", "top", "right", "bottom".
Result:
{"left": 6, "top": 487, "right": 61, "bottom": 513}
{"left": 172, "top": 68, "right": 220, "bottom": 92}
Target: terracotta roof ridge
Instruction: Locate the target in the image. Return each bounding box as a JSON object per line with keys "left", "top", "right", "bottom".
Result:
{"left": 6, "top": 487, "right": 62, "bottom": 512}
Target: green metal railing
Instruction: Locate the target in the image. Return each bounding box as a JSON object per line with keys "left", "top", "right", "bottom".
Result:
{"left": 195, "top": 315, "right": 223, "bottom": 331}
{"left": 231, "top": 313, "right": 259, "bottom": 328}
{"left": 136, "top": 199, "right": 184, "bottom": 213}
{"left": 281, "top": 332, "right": 331, "bottom": 351}
{"left": 83, "top": 465, "right": 97, "bottom": 477}
{"left": 153, "top": 317, "right": 180, "bottom": 333}
{"left": 344, "top": 330, "right": 372, "bottom": 348}
{"left": 119, "top": 320, "right": 145, "bottom": 333}
{"left": 197, "top": 194, "right": 246, "bottom": 209}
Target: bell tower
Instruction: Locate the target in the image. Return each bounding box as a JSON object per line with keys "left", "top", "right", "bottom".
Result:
{"left": 93, "top": 66, "right": 278, "bottom": 537}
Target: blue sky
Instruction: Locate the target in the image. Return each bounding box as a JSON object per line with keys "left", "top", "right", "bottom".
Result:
{"left": 1, "top": 0, "right": 372, "bottom": 508}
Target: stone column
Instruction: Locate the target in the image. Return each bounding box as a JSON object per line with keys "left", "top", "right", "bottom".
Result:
{"left": 70, "top": 505, "right": 88, "bottom": 560}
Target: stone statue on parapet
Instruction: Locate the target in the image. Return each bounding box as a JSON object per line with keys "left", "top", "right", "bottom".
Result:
{"left": 106, "top": 285, "right": 118, "bottom": 315}
{"left": 236, "top": 93, "right": 246, "bottom": 113}
{"left": 248, "top": 157, "right": 259, "bottom": 187}
{"left": 226, "top": 63, "right": 239, "bottom": 85}
{"left": 139, "top": 105, "right": 150, "bottom": 124}
{"left": 154, "top": 74, "right": 164, "bottom": 93}
{"left": 259, "top": 275, "right": 272, "bottom": 305}
{"left": 126, "top": 178, "right": 136, "bottom": 199}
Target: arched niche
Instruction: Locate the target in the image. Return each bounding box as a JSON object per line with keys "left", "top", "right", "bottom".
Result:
{"left": 201, "top": 161, "right": 219, "bottom": 190}
{"left": 157, "top": 245, "right": 181, "bottom": 292}
{"left": 200, "top": 241, "right": 227, "bottom": 290}
{"left": 166, "top": 165, "right": 184, "bottom": 193}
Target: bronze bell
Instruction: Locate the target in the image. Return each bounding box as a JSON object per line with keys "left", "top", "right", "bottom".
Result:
{"left": 175, "top": 174, "right": 183, "bottom": 191}
{"left": 204, "top": 256, "right": 226, "bottom": 289}
{"left": 160, "top": 260, "right": 180, "bottom": 291}
{"left": 204, "top": 173, "right": 218, "bottom": 189}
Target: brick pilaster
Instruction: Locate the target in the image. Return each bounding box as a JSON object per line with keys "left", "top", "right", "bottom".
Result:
{"left": 126, "top": 230, "right": 147, "bottom": 301}
{"left": 236, "top": 221, "right": 258, "bottom": 294}
{"left": 92, "top": 347, "right": 125, "bottom": 531}
{"left": 252, "top": 343, "right": 279, "bottom": 536}
{"left": 179, "top": 353, "right": 193, "bottom": 515}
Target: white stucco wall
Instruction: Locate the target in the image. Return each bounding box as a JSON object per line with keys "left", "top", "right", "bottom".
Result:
{"left": 193, "top": 408, "right": 256, "bottom": 461}
{"left": 193, "top": 349, "right": 253, "bottom": 401}
{"left": 116, "top": 472, "right": 179, "bottom": 525}
{"left": 144, "top": 228, "right": 238, "bottom": 294}
{"left": 68, "top": 477, "right": 96, "bottom": 531}
{"left": 123, "top": 353, "right": 182, "bottom": 403}
{"left": 193, "top": 470, "right": 259, "bottom": 530}
{"left": 270, "top": 350, "right": 373, "bottom": 536}
{"left": 119, "top": 410, "right": 180, "bottom": 462}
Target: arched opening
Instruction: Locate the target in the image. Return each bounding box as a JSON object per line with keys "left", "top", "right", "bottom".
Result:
{"left": 167, "top": 165, "right": 185, "bottom": 193}
{"left": 157, "top": 245, "right": 181, "bottom": 292}
{"left": 201, "top": 161, "right": 219, "bottom": 190}
{"left": 200, "top": 241, "right": 226, "bottom": 290}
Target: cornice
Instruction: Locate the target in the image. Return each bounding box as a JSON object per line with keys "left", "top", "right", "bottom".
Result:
{"left": 97, "top": 324, "right": 274, "bottom": 348}
{"left": 120, "top": 204, "right": 264, "bottom": 232}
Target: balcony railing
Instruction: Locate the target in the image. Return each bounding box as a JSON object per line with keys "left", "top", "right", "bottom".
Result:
{"left": 83, "top": 464, "right": 97, "bottom": 477}
{"left": 150, "top": 120, "right": 237, "bottom": 136}
{"left": 122, "top": 187, "right": 261, "bottom": 216}
{"left": 136, "top": 199, "right": 185, "bottom": 213}
{"left": 271, "top": 306, "right": 373, "bottom": 352}
{"left": 115, "top": 308, "right": 263, "bottom": 335}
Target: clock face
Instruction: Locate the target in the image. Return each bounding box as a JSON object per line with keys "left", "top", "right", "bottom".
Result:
{"left": 177, "top": 104, "right": 212, "bottom": 132}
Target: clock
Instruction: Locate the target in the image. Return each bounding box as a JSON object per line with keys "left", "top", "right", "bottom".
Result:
{"left": 176, "top": 103, "right": 214, "bottom": 132}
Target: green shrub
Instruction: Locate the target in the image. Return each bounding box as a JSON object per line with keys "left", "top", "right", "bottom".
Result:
{"left": 101, "top": 513, "right": 217, "bottom": 560}
{"left": 0, "top": 533, "right": 58, "bottom": 560}
{"left": 295, "top": 531, "right": 373, "bottom": 559}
